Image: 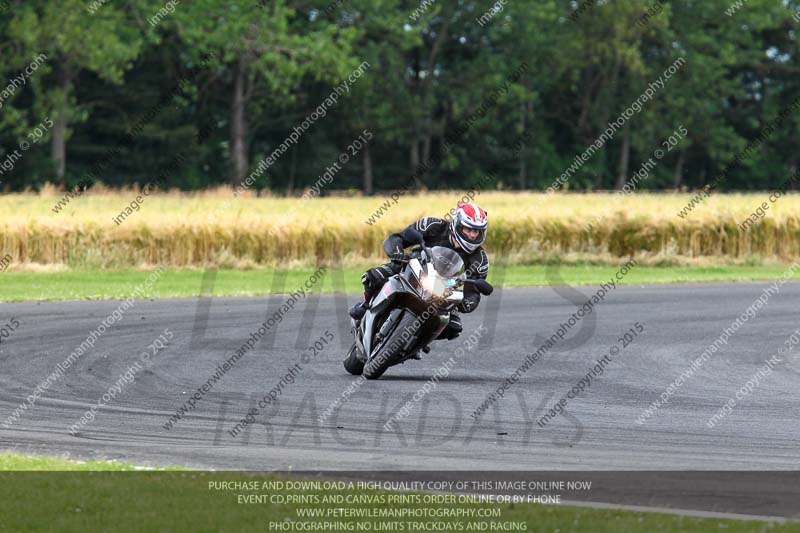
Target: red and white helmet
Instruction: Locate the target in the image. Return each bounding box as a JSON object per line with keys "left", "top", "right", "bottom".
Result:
{"left": 450, "top": 201, "right": 488, "bottom": 253}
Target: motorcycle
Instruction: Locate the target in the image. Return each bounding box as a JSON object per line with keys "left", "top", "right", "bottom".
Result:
{"left": 343, "top": 244, "right": 493, "bottom": 379}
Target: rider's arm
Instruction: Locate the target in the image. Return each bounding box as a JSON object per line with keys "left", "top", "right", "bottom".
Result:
{"left": 382, "top": 218, "right": 439, "bottom": 256}
{"left": 382, "top": 226, "right": 423, "bottom": 256}
{"left": 466, "top": 248, "right": 490, "bottom": 280}
{"left": 460, "top": 249, "right": 489, "bottom": 313}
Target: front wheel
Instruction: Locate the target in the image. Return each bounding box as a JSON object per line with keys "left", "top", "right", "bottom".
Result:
{"left": 363, "top": 312, "right": 419, "bottom": 380}
{"left": 343, "top": 344, "right": 365, "bottom": 375}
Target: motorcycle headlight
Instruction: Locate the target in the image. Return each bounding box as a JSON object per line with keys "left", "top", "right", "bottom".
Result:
{"left": 421, "top": 274, "right": 439, "bottom": 295}
{"left": 421, "top": 275, "right": 455, "bottom": 297}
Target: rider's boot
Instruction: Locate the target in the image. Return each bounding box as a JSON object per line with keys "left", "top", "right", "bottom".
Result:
{"left": 348, "top": 299, "right": 367, "bottom": 320}
{"left": 350, "top": 265, "right": 394, "bottom": 321}
{"left": 407, "top": 346, "right": 430, "bottom": 361}
{"left": 348, "top": 291, "right": 370, "bottom": 320}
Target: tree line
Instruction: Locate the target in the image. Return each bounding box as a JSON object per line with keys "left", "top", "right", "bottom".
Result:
{"left": 0, "top": 0, "right": 799, "bottom": 194}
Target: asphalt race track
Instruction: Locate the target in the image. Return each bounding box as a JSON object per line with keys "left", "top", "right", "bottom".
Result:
{"left": 2, "top": 281, "right": 799, "bottom": 517}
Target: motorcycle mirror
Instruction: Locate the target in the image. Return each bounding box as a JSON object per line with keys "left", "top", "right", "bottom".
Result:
{"left": 414, "top": 246, "right": 433, "bottom": 263}
{"left": 468, "top": 279, "right": 494, "bottom": 296}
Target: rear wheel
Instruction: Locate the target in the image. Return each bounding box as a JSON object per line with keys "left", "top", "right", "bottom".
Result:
{"left": 343, "top": 344, "right": 365, "bottom": 375}
{"left": 363, "top": 312, "right": 419, "bottom": 380}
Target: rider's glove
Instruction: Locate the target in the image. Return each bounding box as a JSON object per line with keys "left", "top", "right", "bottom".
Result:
{"left": 389, "top": 252, "right": 408, "bottom": 264}
{"left": 459, "top": 292, "right": 480, "bottom": 313}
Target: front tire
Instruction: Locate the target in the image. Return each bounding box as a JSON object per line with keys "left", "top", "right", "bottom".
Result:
{"left": 343, "top": 344, "right": 365, "bottom": 375}
{"left": 363, "top": 312, "right": 419, "bottom": 380}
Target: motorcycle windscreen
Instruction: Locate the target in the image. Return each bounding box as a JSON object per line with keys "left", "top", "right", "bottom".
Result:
{"left": 429, "top": 246, "right": 464, "bottom": 278}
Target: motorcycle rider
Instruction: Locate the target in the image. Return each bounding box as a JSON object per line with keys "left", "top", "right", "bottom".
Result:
{"left": 348, "top": 201, "right": 489, "bottom": 341}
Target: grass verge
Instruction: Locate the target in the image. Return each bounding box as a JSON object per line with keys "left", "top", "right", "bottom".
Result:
{"left": 0, "top": 453, "right": 791, "bottom": 532}
{"left": 1, "top": 264, "right": 799, "bottom": 302}
{"left": 0, "top": 453, "right": 181, "bottom": 471}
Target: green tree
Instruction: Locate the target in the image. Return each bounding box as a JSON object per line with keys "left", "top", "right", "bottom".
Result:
{"left": 7, "top": 0, "right": 148, "bottom": 184}
{"left": 174, "top": 0, "right": 358, "bottom": 188}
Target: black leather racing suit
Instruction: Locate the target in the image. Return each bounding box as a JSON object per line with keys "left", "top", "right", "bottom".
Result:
{"left": 361, "top": 217, "right": 490, "bottom": 340}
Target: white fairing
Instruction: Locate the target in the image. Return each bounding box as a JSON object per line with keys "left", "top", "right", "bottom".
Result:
{"left": 363, "top": 286, "right": 390, "bottom": 355}
{"left": 410, "top": 258, "right": 423, "bottom": 278}
{"left": 447, "top": 290, "right": 464, "bottom": 302}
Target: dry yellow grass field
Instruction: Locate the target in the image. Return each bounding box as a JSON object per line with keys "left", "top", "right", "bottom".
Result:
{"left": 1, "top": 187, "right": 799, "bottom": 270}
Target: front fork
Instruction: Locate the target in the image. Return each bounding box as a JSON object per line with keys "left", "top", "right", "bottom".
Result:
{"left": 431, "top": 313, "right": 451, "bottom": 340}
